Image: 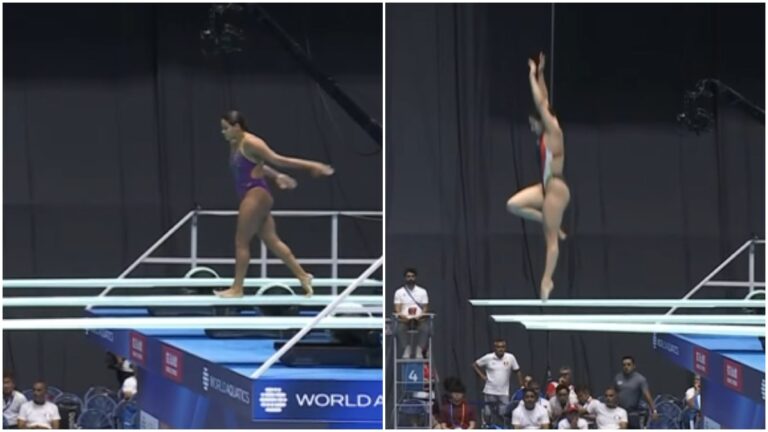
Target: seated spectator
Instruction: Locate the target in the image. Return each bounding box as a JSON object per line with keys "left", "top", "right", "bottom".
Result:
{"left": 586, "top": 386, "right": 628, "bottom": 429}
{"left": 394, "top": 268, "right": 430, "bottom": 359}
{"left": 438, "top": 379, "right": 477, "bottom": 429}
{"left": 511, "top": 375, "right": 534, "bottom": 403}
{"left": 557, "top": 404, "right": 588, "bottom": 429}
{"left": 548, "top": 384, "right": 571, "bottom": 424}
{"left": 575, "top": 385, "right": 598, "bottom": 427}
{"left": 512, "top": 388, "right": 549, "bottom": 429}
{"left": 3, "top": 371, "right": 27, "bottom": 429}
{"left": 17, "top": 382, "right": 60, "bottom": 429}
{"left": 546, "top": 366, "right": 578, "bottom": 404}
{"left": 527, "top": 381, "right": 550, "bottom": 412}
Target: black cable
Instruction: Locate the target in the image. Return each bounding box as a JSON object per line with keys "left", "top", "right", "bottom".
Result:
{"left": 251, "top": 4, "right": 382, "bottom": 146}
{"left": 451, "top": 6, "right": 482, "bottom": 387}
{"left": 507, "top": 108, "right": 541, "bottom": 386}
{"left": 113, "top": 44, "right": 129, "bottom": 272}
{"left": 152, "top": 6, "right": 173, "bottom": 271}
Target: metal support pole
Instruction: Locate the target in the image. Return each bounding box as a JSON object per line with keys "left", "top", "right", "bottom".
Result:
{"left": 748, "top": 240, "right": 755, "bottom": 294}
{"left": 428, "top": 317, "right": 434, "bottom": 428}
{"left": 332, "top": 214, "right": 339, "bottom": 295}
{"left": 394, "top": 330, "right": 399, "bottom": 428}
{"left": 190, "top": 211, "right": 198, "bottom": 270}
{"left": 260, "top": 241, "right": 268, "bottom": 279}
{"left": 666, "top": 239, "right": 753, "bottom": 315}
{"left": 250, "top": 256, "right": 383, "bottom": 379}
{"left": 88, "top": 211, "right": 196, "bottom": 310}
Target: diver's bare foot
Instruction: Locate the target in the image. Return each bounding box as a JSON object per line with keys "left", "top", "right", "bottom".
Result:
{"left": 214, "top": 286, "right": 244, "bottom": 298}
{"left": 540, "top": 279, "right": 554, "bottom": 300}
{"left": 559, "top": 229, "right": 567, "bottom": 241}
{"left": 299, "top": 274, "right": 314, "bottom": 297}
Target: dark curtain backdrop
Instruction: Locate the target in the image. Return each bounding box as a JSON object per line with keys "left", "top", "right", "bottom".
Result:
{"left": 3, "top": 3, "right": 381, "bottom": 395}
{"left": 385, "top": 3, "right": 764, "bottom": 425}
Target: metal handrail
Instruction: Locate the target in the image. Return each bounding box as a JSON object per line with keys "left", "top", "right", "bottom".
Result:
{"left": 666, "top": 238, "right": 764, "bottom": 315}
{"left": 189, "top": 208, "right": 382, "bottom": 295}
{"left": 251, "top": 256, "right": 383, "bottom": 379}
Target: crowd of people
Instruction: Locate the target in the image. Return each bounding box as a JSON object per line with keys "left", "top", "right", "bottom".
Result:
{"left": 392, "top": 267, "right": 705, "bottom": 430}
{"left": 428, "top": 340, "right": 702, "bottom": 430}
{"left": 3, "top": 353, "right": 138, "bottom": 429}
{"left": 4, "top": 373, "right": 62, "bottom": 429}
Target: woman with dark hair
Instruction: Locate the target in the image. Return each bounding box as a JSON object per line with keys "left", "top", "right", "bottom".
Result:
{"left": 505, "top": 52, "right": 570, "bottom": 300}
{"left": 217, "top": 110, "right": 334, "bottom": 298}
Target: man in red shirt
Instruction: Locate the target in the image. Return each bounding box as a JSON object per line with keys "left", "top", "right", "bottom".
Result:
{"left": 439, "top": 380, "right": 477, "bottom": 429}
{"left": 546, "top": 366, "right": 577, "bottom": 404}
{"left": 546, "top": 367, "right": 571, "bottom": 397}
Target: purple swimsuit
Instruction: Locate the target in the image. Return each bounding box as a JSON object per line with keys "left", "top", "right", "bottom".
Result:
{"left": 230, "top": 150, "right": 271, "bottom": 200}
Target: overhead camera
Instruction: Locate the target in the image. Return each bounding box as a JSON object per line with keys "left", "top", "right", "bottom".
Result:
{"left": 677, "top": 80, "right": 716, "bottom": 135}
{"left": 677, "top": 78, "right": 765, "bottom": 135}
{"left": 200, "top": 4, "right": 246, "bottom": 56}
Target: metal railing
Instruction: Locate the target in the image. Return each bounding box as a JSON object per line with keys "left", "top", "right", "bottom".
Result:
{"left": 666, "top": 238, "right": 765, "bottom": 316}
{"left": 191, "top": 210, "right": 380, "bottom": 295}
{"left": 91, "top": 208, "right": 381, "bottom": 306}
{"left": 81, "top": 207, "right": 383, "bottom": 380}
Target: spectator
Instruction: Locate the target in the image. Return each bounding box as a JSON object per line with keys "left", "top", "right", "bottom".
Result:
{"left": 586, "top": 386, "right": 628, "bottom": 429}
{"left": 3, "top": 371, "right": 27, "bottom": 429}
{"left": 106, "top": 353, "right": 134, "bottom": 388}
{"left": 528, "top": 381, "right": 550, "bottom": 412}
{"left": 684, "top": 375, "right": 701, "bottom": 410}
{"left": 438, "top": 380, "right": 477, "bottom": 429}
{"left": 393, "top": 268, "right": 430, "bottom": 359}
{"left": 548, "top": 384, "right": 571, "bottom": 424}
{"left": 512, "top": 388, "right": 549, "bottom": 429}
{"left": 557, "top": 404, "right": 588, "bottom": 429}
{"left": 524, "top": 375, "right": 533, "bottom": 388}
{"left": 575, "top": 385, "right": 598, "bottom": 427}
{"left": 682, "top": 374, "right": 702, "bottom": 428}
{"left": 614, "top": 356, "right": 657, "bottom": 428}
{"left": 511, "top": 375, "right": 534, "bottom": 403}
{"left": 546, "top": 366, "right": 578, "bottom": 403}
{"left": 17, "top": 382, "right": 60, "bottom": 429}
{"left": 121, "top": 369, "right": 138, "bottom": 400}
{"left": 472, "top": 339, "right": 524, "bottom": 423}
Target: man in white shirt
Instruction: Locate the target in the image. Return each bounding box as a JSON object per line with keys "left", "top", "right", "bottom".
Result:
{"left": 473, "top": 339, "right": 524, "bottom": 424}
{"left": 121, "top": 375, "right": 138, "bottom": 400}
{"left": 575, "top": 385, "right": 598, "bottom": 428}
{"left": 557, "top": 404, "right": 588, "bottom": 429}
{"left": 586, "top": 387, "right": 628, "bottom": 429}
{"left": 684, "top": 375, "right": 701, "bottom": 410}
{"left": 548, "top": 384, "right": 571, "bottom": 424}
{"left": 17, "top": 381, "right": 60, "bottom": 429}
{"left": 512, "top": 388, "right": 549, "bottom": 429}
{"left": 528, "top": 381, "right": 550, "bottom": 412}
{"left": 3, "top": 371, "right": 27, "bottom": 428}
{"left": 683, "top": 374, "right": 702, "bottom": 428}
{"left": 393, "top": 268, "right": 430, "bottom": 359}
